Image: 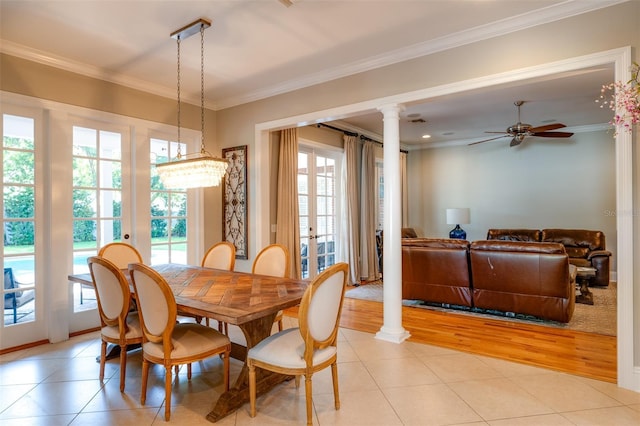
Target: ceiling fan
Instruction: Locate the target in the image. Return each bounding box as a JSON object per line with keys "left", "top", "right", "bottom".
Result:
{"left": 469, "top": 101, "right": 574, "bottom": 147}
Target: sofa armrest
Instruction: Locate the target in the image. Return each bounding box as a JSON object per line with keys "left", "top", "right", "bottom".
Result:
{"left": 587, "top": 250, "right": 612, "bottom": 260}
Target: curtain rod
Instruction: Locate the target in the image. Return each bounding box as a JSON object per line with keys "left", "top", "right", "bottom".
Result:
{"left": 360, "top": 134, "right": 408, "bottom": 154}
{"left": 315, "top": 123, "right": 407, "bottom": 154}
{"left": 316, "top": 123, "right": 358, "bottom": 137}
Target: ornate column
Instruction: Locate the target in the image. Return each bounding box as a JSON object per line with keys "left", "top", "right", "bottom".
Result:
{"left": 375, "top": 103, "right": 410, "bottom": 343}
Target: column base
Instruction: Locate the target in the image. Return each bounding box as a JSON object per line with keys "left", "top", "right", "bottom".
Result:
{"left": 375, "top": 327, "right": 410, "bottom": 344}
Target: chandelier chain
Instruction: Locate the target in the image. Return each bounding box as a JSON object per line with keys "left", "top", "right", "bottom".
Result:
{"left": 176, "top": 36, "right": 182, "bottom": 159}
{"left": 200, "top": 24, "right": 206, "bottom": 154}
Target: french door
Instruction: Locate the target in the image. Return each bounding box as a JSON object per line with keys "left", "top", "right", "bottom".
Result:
{"left": 1, "top": 106, "right": 46, "bottom": 347}
{"left": 68, "top": 120, "right": 132, "bottom": 331}
{"left": 298, "top": 147, "right": 341, "bottom": 279}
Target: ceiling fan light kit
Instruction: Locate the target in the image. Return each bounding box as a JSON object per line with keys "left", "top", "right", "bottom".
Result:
{"left": 470, "top": 100, "right": 574, "bottom": 147}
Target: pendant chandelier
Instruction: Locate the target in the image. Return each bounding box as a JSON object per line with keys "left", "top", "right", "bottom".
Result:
{"left": 156, "top": 18, "right": 228, "bottom": 189}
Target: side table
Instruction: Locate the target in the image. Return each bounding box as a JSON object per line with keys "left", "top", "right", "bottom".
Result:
{"left": 575, "top": 266, "right": 596, "bottom": 305}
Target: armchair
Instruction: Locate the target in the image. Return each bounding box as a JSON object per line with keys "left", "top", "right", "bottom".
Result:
{"left": 541, "top": 229, "right": 612, "bottom": 287}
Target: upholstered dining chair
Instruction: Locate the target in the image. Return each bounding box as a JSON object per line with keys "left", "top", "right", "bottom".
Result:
{"left": 248, "top": 262, "right": 348, "bottom": 425}
{"left": 87, "top": 256, "right": 143, "bottom": 392}
{"left": 128, "top": 262, "right": 231, "bottom": 421}
{"left": 201, "top": 241, "right": 236, "bottom": 331}
{"left": 202, "top": 241, "right": 236, "bottom": 270}
{"left": 98, "top": 242, "right": 143, "bottom": 269}
{"left": 252, "top": 244, "right": 290, "bottom": 332}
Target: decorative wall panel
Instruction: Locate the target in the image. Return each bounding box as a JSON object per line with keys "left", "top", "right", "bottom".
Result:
{"left": 222, "top": 145, "right": 247, "bottom": 259}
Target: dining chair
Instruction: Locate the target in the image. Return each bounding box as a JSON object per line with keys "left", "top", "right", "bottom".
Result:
{"left": 248, "top": 262, "right": 348, "bottom": 425}
{"left": 252, "top": 243, "right": 290, "bottom": 332}
{"left": 98, "top": 242, "right": 143, "bottom": 269}
{"left": 87, "top": 256, "right": 143, "bottom": 392}
{"left": 201, "top": 241, "right": 236, "bottom": 270}
{"left": 128, "top": 262, "right": 231, "bottom": 421}
{"left": 201, "top": 241, "right": 236, "bottom": 332}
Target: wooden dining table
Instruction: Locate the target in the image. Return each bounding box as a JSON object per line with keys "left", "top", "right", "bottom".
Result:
{"left": 68, "top": 263, "right": 308, "bottom": 423}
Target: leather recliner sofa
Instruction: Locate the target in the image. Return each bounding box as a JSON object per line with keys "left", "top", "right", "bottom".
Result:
{"left": 470, "top": 240, "right": 576, "bottom": 323}
{"left": 402, "top": 238, "right": 473, "bottom": 307}
{"left": 487, "top": 228, "right": 611, "bottom": 287}
{"left": 401, "top": 238, "right": 576, "bottom": 322}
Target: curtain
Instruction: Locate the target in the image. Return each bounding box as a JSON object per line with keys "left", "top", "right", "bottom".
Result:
{"left": 401, "top": 151, "right": 408, "bottom": 227}
{"left": 359, "top": 140, "right": 378, "bottom": 281}
{"left": 342, "top": 135, "right": 360, "bottom": 285}
{"left": 275, "top": 128, "right": 301, "bottom": 279}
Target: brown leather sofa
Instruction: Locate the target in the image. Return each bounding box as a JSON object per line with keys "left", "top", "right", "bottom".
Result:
{"left": 470, "top": 240, "right": 576, "bottom": 323}
{"left": 401, "top": 238, "right": 576, "bottom": 322}
{"left": 402, "top": 238, "right": 472, "bottom": 307}
{"left": 487, "top": 228, "right": 611, "bottom": 286}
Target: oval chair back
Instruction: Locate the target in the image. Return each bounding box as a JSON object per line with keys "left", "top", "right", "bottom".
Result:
{"left": 202, "top": 241, "right": 236, "bottom": 270}
{"left": 252, "top": 244, "right": 290, "bottom": 278}
{"left": 98, "top": 242, "right": 143, "bottom": 270}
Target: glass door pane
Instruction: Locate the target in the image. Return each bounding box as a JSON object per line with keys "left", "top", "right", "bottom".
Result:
{"left": 2, "top": 114, "right": 37, "bottom": 327}
{"left": 298, "top": 149, "right": 339, "bottom": 279}
{"left": 71, "top": 126, "right": 125, "bottom": 312}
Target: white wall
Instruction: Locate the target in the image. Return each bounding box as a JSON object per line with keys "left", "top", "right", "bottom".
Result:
{"left": 406, "top": 131, "right": 617, "bottom": 268}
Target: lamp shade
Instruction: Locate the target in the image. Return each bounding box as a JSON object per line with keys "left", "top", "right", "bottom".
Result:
{"left": 446, "top": 208, "right": 470, "bottom": 225}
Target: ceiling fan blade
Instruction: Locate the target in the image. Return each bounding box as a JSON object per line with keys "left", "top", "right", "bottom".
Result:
{"left": 484, "top": 131, "right": 508, "bottom": 134}
{"left": 529, "top": 123, "right": 566, "bottom": 132}
{"left": 532, "top": 131, "right": 574, "bottom": 138}
{"left": 468, "top": 135, "right": 509, "bottom": 146}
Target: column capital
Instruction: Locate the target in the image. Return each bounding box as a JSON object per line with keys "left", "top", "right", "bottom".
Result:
{"left": 377, "top": 103, "right": 406, "bottom": 117}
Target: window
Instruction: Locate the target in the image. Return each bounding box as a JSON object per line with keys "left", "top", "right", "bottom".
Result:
{"left": 149, "top": 138, "right": 187, "bottom": 265}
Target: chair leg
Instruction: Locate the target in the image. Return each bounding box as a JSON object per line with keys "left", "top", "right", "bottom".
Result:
{"left": 119, "top": 344, "right": 127, "bottom": 392}
{"left": 99, "top": 340, "right": 107, "bottom": 382}
{"left": 248, "top": 362, "right": 257, "bottom": 417}
{"left": 304, "top": 374, "right": 313, "bottom": 426}
{"left": 164, "top": 365, "right": 173, "bottom": 421}
{"left": 331, "top": 362, "right": 340, "bottom": 410}
{"left": 141, "top": 359, "right": 149, "bottom": 405}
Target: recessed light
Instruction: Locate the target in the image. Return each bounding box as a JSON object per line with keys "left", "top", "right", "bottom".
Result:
{"left": 422, "top": 134, "right": 431, "bottom": 139}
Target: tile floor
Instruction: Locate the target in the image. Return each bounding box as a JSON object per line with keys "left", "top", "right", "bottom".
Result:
{"left": 1, "top": 315, "right": 639, "bottom": 425}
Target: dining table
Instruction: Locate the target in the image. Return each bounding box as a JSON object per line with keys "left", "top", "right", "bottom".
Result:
{"left": 68, "top": 263, "right": 308, "bottom": 423}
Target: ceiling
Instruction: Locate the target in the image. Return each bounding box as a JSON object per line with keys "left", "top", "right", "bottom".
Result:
{"left": 0, "top": 0, "right": 622, "bottom": 148}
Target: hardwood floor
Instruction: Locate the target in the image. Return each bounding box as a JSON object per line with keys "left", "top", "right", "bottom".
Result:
{"left": 292, "top": 297, "right": 617, "bottom": 383}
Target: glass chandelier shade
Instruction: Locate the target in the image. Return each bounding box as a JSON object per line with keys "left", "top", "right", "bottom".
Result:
{"left": 156, "top": 153, "right": 228, "bottom": 189}
{"left": 156, "top": 18, "right": 228, "bottom": 190}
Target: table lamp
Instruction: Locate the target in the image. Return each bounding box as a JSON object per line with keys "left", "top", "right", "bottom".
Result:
{"left": 446, "top": 208, "right": 470, "bottom": 239}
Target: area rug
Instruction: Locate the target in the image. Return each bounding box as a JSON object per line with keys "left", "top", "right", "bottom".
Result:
{"left": 345, "top": 281, "right": 617, "bottom": 336}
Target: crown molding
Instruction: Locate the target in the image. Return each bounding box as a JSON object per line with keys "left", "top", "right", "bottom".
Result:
{"left": 0, "top": 0, "right": 628, "bottom": 111}
{"left": 0, "top": 40, "right": 209, "bottom": 109}
{"left": 214, "top": 0, "right": 628, "bottom": 109}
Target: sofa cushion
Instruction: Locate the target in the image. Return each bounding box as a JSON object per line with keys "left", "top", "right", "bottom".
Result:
{"left": 472, "top": 240, "right": 565, "bottom": 254}
{"left": 486, "top": 229, "right": 541, "bottom": 242}
{"left": 541, "top": 229, "right": 606, "bottom": 252}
